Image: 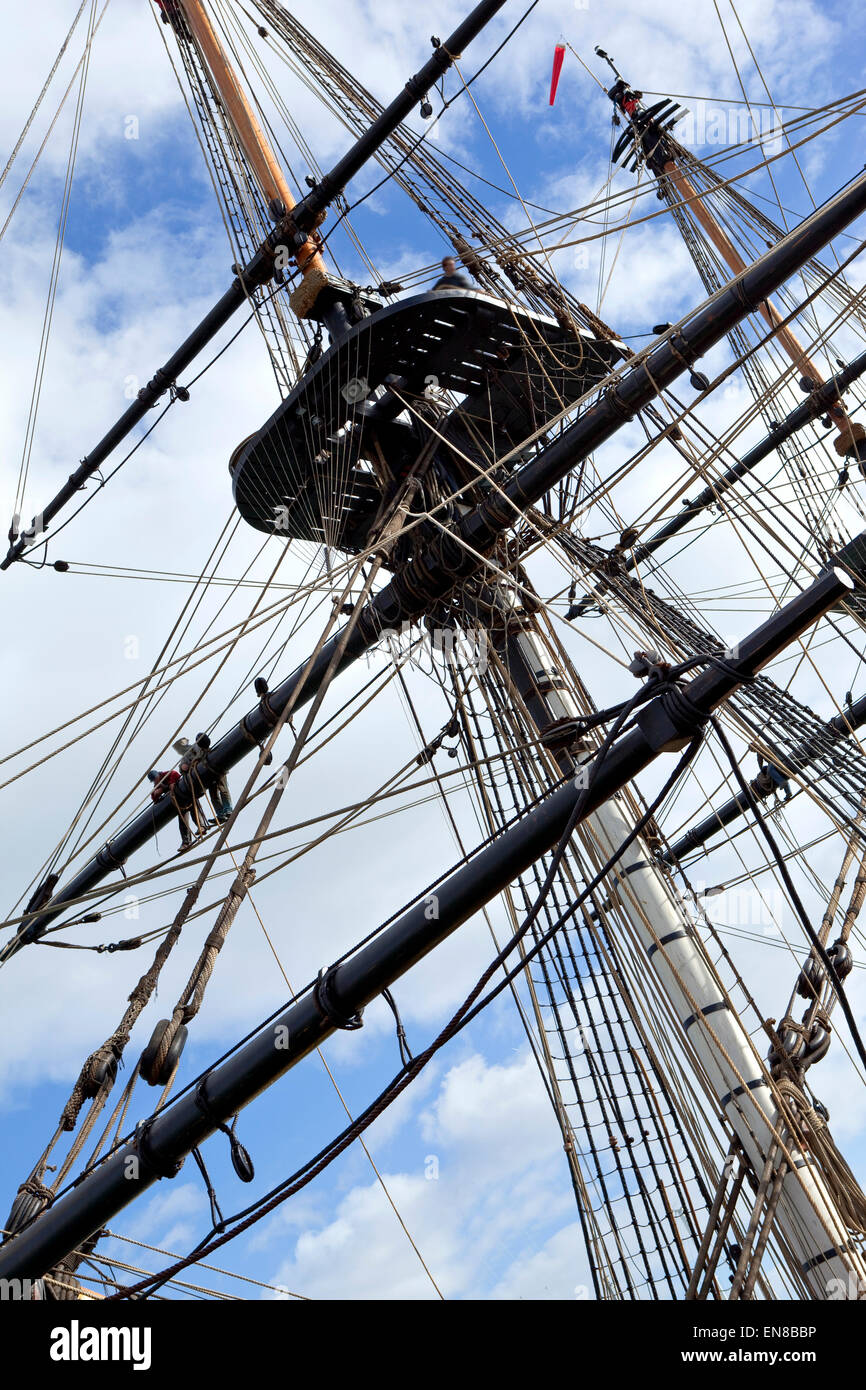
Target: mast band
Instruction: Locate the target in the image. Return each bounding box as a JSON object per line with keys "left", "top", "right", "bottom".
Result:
{"left": 682, "top": 1000, "right": 730, "bottom": 1030}
{"left": 647, "top": 927, "right": 694, "bottom": 958}
{"left": 719, "top": 1077, "right": 767, "bottom": 1110}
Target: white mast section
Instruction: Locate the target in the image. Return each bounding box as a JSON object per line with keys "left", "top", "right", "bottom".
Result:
{"left": 504, "top": 601, "right": 866, "bottom": 1299}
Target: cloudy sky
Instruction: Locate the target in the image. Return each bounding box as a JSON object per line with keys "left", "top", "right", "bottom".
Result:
{"left": 2, "top": 0, "right": 866, "bottom": 1301}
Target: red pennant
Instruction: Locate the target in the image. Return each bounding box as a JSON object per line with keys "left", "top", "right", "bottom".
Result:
{"left": 549, "top": 44, "right": 566, "bottom": 106}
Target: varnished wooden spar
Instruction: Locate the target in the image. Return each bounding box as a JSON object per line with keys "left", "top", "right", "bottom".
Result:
{"left": 0, "top": 0, "right": 508, "bottom": 570}
{"left": 605, "top": 75, "right": 866, "bottom": 457}
{"left": 177, "top": 0, "right": 325, "bottom": 284}
{"left": 662, "top": 158, "right": 826, "bottom": 383}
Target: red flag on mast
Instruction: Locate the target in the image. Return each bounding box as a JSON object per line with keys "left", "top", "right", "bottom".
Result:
{"left": 549, "top": 43, "right": 566, "bottom": 106}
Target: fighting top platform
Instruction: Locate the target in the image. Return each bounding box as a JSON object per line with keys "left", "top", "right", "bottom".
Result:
{"left": 230, "top": 288, "right": 623, "bottom": 553}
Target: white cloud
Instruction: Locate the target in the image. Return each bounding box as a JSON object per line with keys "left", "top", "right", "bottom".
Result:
{"left": 1, "top": 0, "right": 865, "bottom": 1305}
{"left": 119, "top": 1180, "right": 208, "bottom": 1253}
{"left": 266, "top": 1050, "right": 582, "bottom": 1299}
{"left": 488, "top": 1221, "right": 591, "bottom": 1300}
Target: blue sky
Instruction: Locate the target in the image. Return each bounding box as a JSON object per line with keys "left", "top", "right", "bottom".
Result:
{"left": 2, "top": 0, "right": 866, "bottom": 1301}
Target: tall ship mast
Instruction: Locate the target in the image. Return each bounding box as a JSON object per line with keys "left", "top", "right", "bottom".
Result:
{"left": 2, "top": 0, "right": 866, "bottom": 1316}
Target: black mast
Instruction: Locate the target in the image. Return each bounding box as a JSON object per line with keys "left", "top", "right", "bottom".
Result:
{"left": 629, "top": 351, "right": 866, "bottom": 573}
{"left": 7, "top": 164, "right": 866, "bottom": 959}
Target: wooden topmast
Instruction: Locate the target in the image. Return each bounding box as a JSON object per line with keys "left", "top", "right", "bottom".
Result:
{"left": 602, "top": 62, "right": 866, "bottom": 459}
{"left": 176, "top": 0, "right": 327, "bottom": 313}
{"left": 661, "top": 158, "right": 863, "bottom": 454}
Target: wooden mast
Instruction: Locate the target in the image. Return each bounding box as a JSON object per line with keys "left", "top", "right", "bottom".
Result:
{"left": 661, "top": 158, "right": 863, "bottom": 455}
{"left": 177, "top": 0, "right": 327, "bottom": 311}
{"left": 599, "top": 58, "right": 866, "bottom": 458}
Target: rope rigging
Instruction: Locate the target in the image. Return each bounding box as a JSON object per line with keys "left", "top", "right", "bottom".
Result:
{"left": 7, "top": 0, "right": 866, "bottom": 1305}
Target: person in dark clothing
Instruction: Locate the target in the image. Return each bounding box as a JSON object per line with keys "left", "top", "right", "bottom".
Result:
{"left": 147, "top": 769, "right": 193, "bottom": 852}
{"left": 608, "top": 79, "right": 642, "bottom": 117}
{"left": 175, "top": 733, "right": 234, "bottom": 826}
{"left": 186, "top": 732, "right": 234, "bottom": 824}
{"left": 432, "top": 256, "right": 471, "bottom": 291}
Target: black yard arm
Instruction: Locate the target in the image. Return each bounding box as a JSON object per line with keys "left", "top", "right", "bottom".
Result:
{"left": 6, "top": 163, "right": 866, "bottom": 957}
{"left": 0, "top": 564, "right": 850, "bottom": 1283}
{"left": 628, "top": 348, "right": 866, "bottom": 573}
{"left": 662, "top": 689, "right": 866, "bottom": 864}
{"left": 0, "top": 0, "right": 508, "bottom": 571}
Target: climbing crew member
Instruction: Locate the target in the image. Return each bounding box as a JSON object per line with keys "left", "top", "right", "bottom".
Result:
{"left": 622, "top": 87, "right": 641, "bottom": 116}
{"left": 198, "top": 732, "right": 234, "bottom": 823}
{"left": 432, "top": 256, "right": 471, "bottom": 291}
{"left": 608, "top": 79, "right": 641, "bottom": 117}
{"left": 147, "top": 769, "right": 193, "bottom": 853}
{"left": 175, "top": 735, "right": 209, "bottom": 837}
{"left": 181, "top": 732, "right": 234, "bottom": 825}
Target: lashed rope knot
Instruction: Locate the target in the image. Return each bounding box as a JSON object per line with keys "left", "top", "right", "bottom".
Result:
{"left": 776, "top": 1078, "right": 866, "bottom": 1234}
{"left": 60, "top": 1032, "right": 127, "bottom": 1131}
{"left": 19, "top": 1176, "right": 53, "bottom": 1204}
{"left": 5, "top": 1175, "right": 54, "bottom": 1240}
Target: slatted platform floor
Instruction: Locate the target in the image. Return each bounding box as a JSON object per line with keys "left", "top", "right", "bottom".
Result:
{"left": 230, "top": 289, "right": 623, "bottom": 550}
